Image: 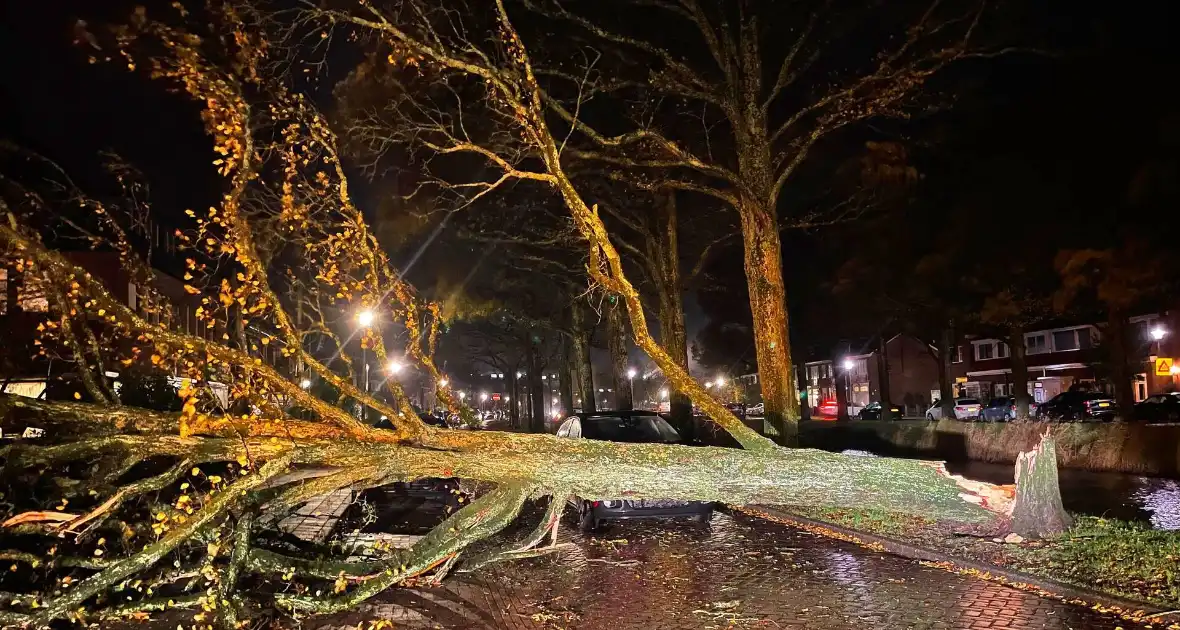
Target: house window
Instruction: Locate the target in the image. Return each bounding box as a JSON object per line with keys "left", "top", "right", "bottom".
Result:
{"left": 1026, "top": 334, "right": 1047, "bottom": 354}
{"left": 951, "top": 345, "right": 963, "bottom": 363}
{"left": 17, "top": 274, "right": 49, "bottom": 312}
{"left": 998, "top": 342, "right": 1010, "bottom": 358}
{"left": 976, "top": 343, "right": 995, "bottom": 361}
{"left": 1053, "top": 330, "right": 1079, "bottom": 352}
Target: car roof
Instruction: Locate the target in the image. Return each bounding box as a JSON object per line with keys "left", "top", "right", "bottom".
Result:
{"left": 572, "top": 410, "right": 660, "bottom": 419}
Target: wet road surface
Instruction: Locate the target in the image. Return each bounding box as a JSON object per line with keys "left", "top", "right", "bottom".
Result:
{"left": 315, "top": 510, "right": 1132, "bottom": 629}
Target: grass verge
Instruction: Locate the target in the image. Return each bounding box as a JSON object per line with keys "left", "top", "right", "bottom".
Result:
{"left": 785, "top": 506, "right": 1180, "bottom": 610}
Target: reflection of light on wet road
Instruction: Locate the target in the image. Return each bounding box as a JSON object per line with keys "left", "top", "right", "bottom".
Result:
{"left": 1134, "top": 478, "right": 1180, "bottom": 530}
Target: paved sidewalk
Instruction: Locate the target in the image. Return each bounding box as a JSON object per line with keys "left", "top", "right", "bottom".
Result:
{"left": 311, "top": 511, "right": 1135, "bottom": 629}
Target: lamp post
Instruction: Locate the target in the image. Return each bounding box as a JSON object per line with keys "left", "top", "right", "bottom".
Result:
{"left": 842, "top": 358, "right": 854, "bottom": 414}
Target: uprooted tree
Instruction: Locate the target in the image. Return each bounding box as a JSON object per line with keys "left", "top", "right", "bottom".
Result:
{"left": 0, "top": 4, "right": 1056, "bottom": 628}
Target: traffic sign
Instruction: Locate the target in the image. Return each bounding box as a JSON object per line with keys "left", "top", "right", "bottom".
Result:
{"left": 491, "top": 393, "right": 501, "bottom": 401}
{"left": 1155, "top": 358, "right": 1174, "bottom": 376}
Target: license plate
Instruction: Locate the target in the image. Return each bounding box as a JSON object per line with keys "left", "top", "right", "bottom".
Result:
{"left": 1099, "top": 402, "right": 1110, "bottom": 407}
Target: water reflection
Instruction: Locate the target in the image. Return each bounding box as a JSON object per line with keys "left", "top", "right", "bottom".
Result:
{"left": 841, "top": 449, "right": 1180, "bottom": 530}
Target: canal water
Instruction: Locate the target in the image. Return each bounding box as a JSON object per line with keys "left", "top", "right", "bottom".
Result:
{"left": 842, "top": 450, "right": 1180, "bottom": 530}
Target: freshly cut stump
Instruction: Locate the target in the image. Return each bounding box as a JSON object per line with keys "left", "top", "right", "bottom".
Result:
{"left": 1010, "top": 432, "right": 1072, "bottom": 539}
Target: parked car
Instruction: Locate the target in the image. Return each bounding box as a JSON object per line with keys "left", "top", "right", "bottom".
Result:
{"left": 857, "top": 401, "right": 903, "bottom": 420}
{"left": 925, "top": 398, "right": 982, "bottom": 420}
{"left": 746, "top": 403, "right": 765, "bottom": 416}
{"left": 1036, "top": 391, "right": 1117, "bottom": 421}
{"left": 1133, "top": 392, "right": 1180, "bottom": 422}
{"left": 725, "top": 403, "right": 746, "bottom": 419}
{"left": 816, "top": 398, "right": 840, "bottom": 418}
{"left": 980, "top": 396, "right": 1039, "bottom": 422}
{"left": 554, "top": 411, "right": 714, "bottom": 530}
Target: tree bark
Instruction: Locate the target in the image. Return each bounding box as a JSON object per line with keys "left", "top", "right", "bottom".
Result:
{"left": 1010, "top": 432, "right": 1072, "bottom": 538}
{"left": 507, "top": 371, "right": 520, "bottom": 428}
{"left": 835, "top": 364, "right": 850, "bottom": 422}
{"left": 1107, "top": 307, "right": 1133, "bottom": 417}
{"left": 878, "top": 335, "right": 893, "bottom": 420}
{"left": 649, "top": 192, "right": 694, "bottom": 439}
{"left": 606, "top": 297, "right": 632, "bottom": 410}
{"left": 939, "top": 324, "right": 956, "bottom": 419}
{"left": 527, "top": 342, "right": 545, "bottom": 432}
{"left": 1009, "top": 325, "right": 1031, "bottom": 419}
{"left": 558, "top": 334, "right": 575, "bottom": 418}
{"left": 739, "top": 201, "right": 799, "bottom": 445}
{"left": 571, "top": 304, "right": 595, "bottom": 413}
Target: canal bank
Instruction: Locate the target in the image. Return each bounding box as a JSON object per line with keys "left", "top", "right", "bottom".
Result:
{"left": 801, "top": 418, "right": 1180, "bottom": 476}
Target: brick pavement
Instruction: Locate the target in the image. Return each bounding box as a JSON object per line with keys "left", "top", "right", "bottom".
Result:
{"left": 309, "top": 510, "right": 1134, "bottom": 630}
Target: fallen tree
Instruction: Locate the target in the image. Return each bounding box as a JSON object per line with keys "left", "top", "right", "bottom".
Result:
{"left": 0, "top": 4, "right": 1055, "bottom": 628}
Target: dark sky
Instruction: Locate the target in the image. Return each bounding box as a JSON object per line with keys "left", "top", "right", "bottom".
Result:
{"left": 3, "top": 0, "right": 1178, "bottom": 369}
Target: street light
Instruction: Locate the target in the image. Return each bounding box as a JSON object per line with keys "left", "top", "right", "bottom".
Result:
{"left": 842, "top": 358, "right": 854, "bottom": 371}
{"left": 627, "top": 367, "right": 637, "bottom": 401}
{"left": 480, "top": 392, "right": 488, "bottom": 402}
{"left": 439, "top": 378, "right": 449, "bottom": 388}
{"left": 1151, "top": 327, "right": 1168, "bottom": 341}
{"left": 356, "top": 309, "right": 375, "bottom": 327}
{"left": 841, "top": 358, "right": 854, "bottom": 414}
{"left": 300, "top": 378, "right": 312, "bottom": 389}
{"left": 386, "top": 360, "right": 404, "bottom": 374}
{"left": 660, "top": 388, "right": 669, "bottom": 399}
{"left": 458, "top": 391, "right": 466, "bottom": 401}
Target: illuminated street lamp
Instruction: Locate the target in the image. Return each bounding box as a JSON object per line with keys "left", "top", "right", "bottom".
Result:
{"left": 439, "top": 378, "right": 449, "bottom": 388}
{"left": 1171, "top": 365, "right": 1180, "bottom": 376}
{"left": 660, "top": 388, "right": 669, "bottom": 399}
{"left": 480, "top": 392, "right": 489, "bottom": 402}
{"left": 1151, "top": 327, "right": 1168, "bottom": 341}
{"left": 627, "top": 367, "right": 637, "bottom": 400}
{"left": 386, "top": 360, "right": 404, "bottom": 374}
{"left": 458, "top": 391, "right": 466, "bottom": 401}
{"left": 300, "top": 378, "right": 312, "bottom": 389}
{"left": 356, "top": 309, "right": 375, "bottom": 327}
{"left": 842, "top": 358, "right": 854, "bottom": 371}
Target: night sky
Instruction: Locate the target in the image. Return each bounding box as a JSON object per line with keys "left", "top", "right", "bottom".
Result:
{"left": 3, "top": 0, "right": 1178, "bottom": 376}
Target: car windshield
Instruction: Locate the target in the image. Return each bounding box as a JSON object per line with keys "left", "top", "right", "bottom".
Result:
{"left": 580, "top": 415, "right": 682, "bottom": 444}
{"left": 865, "top": 402, "right": 880, "bottom": 409}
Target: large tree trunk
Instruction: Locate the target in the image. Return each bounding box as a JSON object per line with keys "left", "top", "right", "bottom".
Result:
{"left": 571, "top": 305, "right": 595, "bottom": 413}
{"left": 1107, "top": 307, "right": 1133, "bottom": 417}
{"left": 558, "top": 335, "right": 575, "bottom": 418}
{"left": 1009, "top": 325, "right": 1031, "bottom": 419}
{"left": 527, "top": 344, "right": 545, "bottom": 432}
{"left": 507, "top": 371, "right": 520, "bottom": 428}
{"left": 939, "top": 324, "right": 956, "bottom": 419}
{"left": 1010, "top": 432, "right": 1072, "bottom": 538}
{"left": 738, "top": 201, "right": 799, "bottom": 445}
{"left": 606, "top": 297, "right": 632, "bottom": 410}
{"left": 878, "top": 335, "right": 894, "bottom": 420}
{"left": 650, "top": 192, "right": 694, "bottom": 439}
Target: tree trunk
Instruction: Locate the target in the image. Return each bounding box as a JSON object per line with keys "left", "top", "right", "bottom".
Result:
{"left": 939, "top": 325, "right": 956, "bottom": 419}
{"left": 571, "top": 305, "right": 595, "bottom": 413}
{"left": 1009, "top": 325, "right": 1031, "bottom": 419}
{"left": 738, "top": 202, "right": 798, "bottom": 445}
{"left": 507, "top": 371, "right": 520, "bottom": 429}
{"left": 1107, "top": 307, "right": 1133, "bottom": 417}
{"left": 527, "top": 344, "right": 545, "bottom": 433}
{"left": 1010, "top": 432, "right": 1072, "bottom": 538}
{"left": 835, "top": 366, "right": 850, "bottom": 422}
{"left": 878, "top": 335, "right": 893, "bottom": 420}
{"left": 606, "top": 297, "right": 632, "bottom": 410}
{"left": 558, "top": 335, "right": 575, "bottom": 418}
{"left": 649, "top": 192, "right": 694, "bottom": 440}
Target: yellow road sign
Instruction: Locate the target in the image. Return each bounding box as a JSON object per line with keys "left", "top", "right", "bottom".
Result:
{"left": 1155, "top": 357, "right": 1174, "bottom": 376}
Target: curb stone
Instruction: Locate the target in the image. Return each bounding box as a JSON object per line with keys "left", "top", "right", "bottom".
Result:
{"left": 734, "top": 504, "right": 1180, "bottom": 627}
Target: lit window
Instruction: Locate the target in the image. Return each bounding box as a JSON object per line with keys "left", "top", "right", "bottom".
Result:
{"left": 951, "top": 345, "right": 963, "bottom": 363}
{"left": 17, "top": 273, "right": 49, "bottom": 313}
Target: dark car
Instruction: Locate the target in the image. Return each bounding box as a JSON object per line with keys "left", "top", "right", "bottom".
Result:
{"left": 1133, "top": 392, "right": 1180, "bottom": 422}
{"left": 857, "top": 401, "right": 902, "bottom": 420}
{"left": 1036, "top": 391, "right": 1117, "bottom": 421}
{"left": 555, "top": 411, "right": 714, "bottom": 530}
{"left": 981, "top": 396, "right": 1039, "bottom": 422}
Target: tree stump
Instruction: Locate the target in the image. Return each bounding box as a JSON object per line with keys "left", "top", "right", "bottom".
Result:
{"left": 1010, "top": 431, "right": 1072, "bottom": 538}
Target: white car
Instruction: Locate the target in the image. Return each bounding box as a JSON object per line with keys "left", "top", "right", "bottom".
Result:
{"left": 925, "top": 398, "right": 982, "bottom": 420}
{"left": 746, "top": 403, "right": 765, "bottom": 416}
